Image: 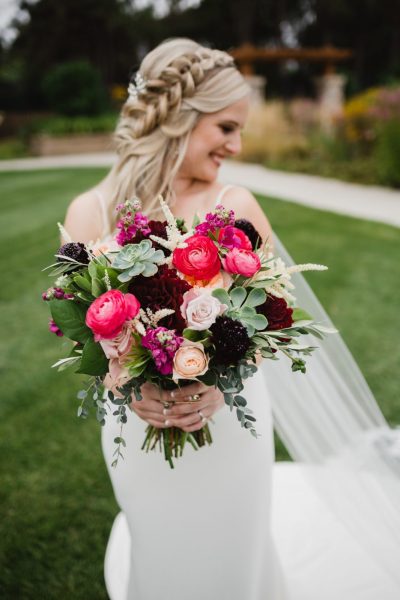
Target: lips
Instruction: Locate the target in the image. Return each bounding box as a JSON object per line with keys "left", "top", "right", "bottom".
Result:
{"left": 210, "top": 153, "right": 225, "bottom": 166}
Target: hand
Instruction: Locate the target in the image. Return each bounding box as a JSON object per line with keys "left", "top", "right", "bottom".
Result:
{"left": 130, "top": 381, "right": 224, "bottom": 433}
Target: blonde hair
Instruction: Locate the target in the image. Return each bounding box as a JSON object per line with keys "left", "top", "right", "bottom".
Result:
{"left": 106, "top": 37, "right": 249, "bottom": 227}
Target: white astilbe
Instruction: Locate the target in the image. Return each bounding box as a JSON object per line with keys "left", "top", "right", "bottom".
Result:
{"left": 138, "top": 307, "right": 175, "bottom": 330}
{"left": 253, "top": 255, "right": 328, "bottom": 304}
{"left": 149, "top": 196, "right": 193, "bottom": 253}
{"left": 57, "top": 222, "right": 73, "bottom": 243}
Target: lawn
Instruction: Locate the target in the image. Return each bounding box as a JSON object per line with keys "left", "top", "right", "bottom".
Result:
{"left": 0, "top": 168, "right": 399, "bottom": 598}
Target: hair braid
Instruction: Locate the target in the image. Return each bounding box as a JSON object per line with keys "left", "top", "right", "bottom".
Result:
{"left": 124, "top": 48, "right": 235, "bottom": 139}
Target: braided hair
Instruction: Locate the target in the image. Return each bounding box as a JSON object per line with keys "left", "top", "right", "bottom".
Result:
{"left": 107, "top": 38, "right": 249, "bottom": 224}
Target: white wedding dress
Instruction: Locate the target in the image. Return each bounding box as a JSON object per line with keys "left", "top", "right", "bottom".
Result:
{"left": 96, "top": 186, "right": 400, "bottom": 600}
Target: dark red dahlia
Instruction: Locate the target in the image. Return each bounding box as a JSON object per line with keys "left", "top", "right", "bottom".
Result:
{"left": 124, "top": 220, "right": 169, "bottom": 254}
{"left": 128, "top": 266, "right": 191, "bottom": 333}
{"left": 210, "top": 316, "right": 250, "bottom": 365}
{"left": 257, "top": 295, "right": 293, "bottom": 330}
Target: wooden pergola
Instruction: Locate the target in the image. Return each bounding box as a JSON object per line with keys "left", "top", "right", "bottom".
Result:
{"left": 230, "top": 43, "right": 353, "bottom": 76}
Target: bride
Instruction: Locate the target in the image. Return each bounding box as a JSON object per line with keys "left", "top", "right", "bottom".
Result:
{"left": 63, "top": 38, "right": 400, "bottom": 600}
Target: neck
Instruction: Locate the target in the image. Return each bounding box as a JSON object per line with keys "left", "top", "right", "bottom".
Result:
{"left": 172, "top": 173, "right": 208, "bottom": 198}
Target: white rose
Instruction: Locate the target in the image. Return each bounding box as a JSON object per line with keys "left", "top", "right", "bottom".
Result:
{"left": 182, "top": 289, "right": 227, "bottom": 331}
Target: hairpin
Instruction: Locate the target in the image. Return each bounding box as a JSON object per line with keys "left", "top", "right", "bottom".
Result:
{"left": 127, "top": 71, "right": 147, "bottom": 101}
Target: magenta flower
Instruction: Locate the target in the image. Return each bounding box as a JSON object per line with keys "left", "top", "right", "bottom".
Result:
{"left": 49, "top": 319, "right": 63, "bottom": 337}
{"left": 195, "top": 204, "right": 235, "bottom": 236}
{"left": 115, "top": 203, "right": 151, "bottom": 246}
{"left": 142, "top": 327, "right": 183, "bottom": 375}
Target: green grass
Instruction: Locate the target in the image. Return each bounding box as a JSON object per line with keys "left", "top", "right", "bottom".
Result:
{"left": 0, "top": 168, "right": 399, "bottom": 597}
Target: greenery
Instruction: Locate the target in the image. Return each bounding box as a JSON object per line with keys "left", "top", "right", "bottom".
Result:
{"left": 31, "top": 113, "right": 117, "bottom": 136}
{"left": 42, "top": 61, "right": 108, "bottom": 116}
{"left": 374, "top": 119, "right": 400, "bottom": 187}
{"left": 0, "top": 167, "right": 399, "bottom": 595}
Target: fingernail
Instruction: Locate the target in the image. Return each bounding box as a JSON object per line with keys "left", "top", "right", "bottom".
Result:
{"left": 165, "top": 420, "right": 170, "bottom": 426}
{"left": 170, "top": 391, "right": 175, "bottom": 399}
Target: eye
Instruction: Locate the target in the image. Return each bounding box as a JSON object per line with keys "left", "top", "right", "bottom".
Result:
{"left": 219, "top": 124, "right": 234, "bottom": 134}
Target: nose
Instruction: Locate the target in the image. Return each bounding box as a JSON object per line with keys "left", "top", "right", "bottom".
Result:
{"left": 225, "top": 131, "right": 242, "bottom": 155}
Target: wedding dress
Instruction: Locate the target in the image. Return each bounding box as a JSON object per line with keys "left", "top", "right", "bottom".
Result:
{"left": 95, "top": 186, "right": 400, "bottom": 600}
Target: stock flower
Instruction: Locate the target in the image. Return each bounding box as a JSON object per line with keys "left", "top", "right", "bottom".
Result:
{"left": 195, "top": 204, "right": 235, "bottom": 235}
{"left": 142, "top": 327, "right": 183, "bottom": 375}
{"left": 173, "top": 340, "right": 209, "bottom": 380}
{"left": 86, "top": 290, "right": 140, "bottom": 341}
{"left": 257, "top": 295, "right": 293, "bottom": 330}
{"left": 218, "top": 226, "right": 252, "bottom": 250}
{"left": 222, "top": 248, "right": 261, "bottom": 277}
{"left": 129, "top": 266, "right": 191, "bottom": 333}
{"left": 210, "top": 316, "right": 250, "bottom": 365}
{"left": 172, "top": 235, "right": 220, "bottom": 280}
{"left": 181, "top": 288, "right": 227, "bottom": 330}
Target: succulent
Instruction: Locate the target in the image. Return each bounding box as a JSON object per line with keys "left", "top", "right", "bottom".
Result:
{"left": 211, "top": 286, "right": 267, "bottom": 336}
{"left": 112, "top": 240, "right": 166, "bottom": 282}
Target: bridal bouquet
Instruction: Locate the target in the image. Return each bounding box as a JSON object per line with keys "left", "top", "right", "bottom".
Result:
{"left": 43, "top": 196, "right": 334, "bottom": 467}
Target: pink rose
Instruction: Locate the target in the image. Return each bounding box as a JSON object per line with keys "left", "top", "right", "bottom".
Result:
{"left": 99, "top": 322, "right": 135, "bottom": 359}
{"left": 173, "top": 340, "right": 209, "bottom": 380}
{"left": 181, "top": 289, "right": 227, "bottom": 330}
{"left": 104, "top": 357, "right": 131, "bottom": 395}
{"left": 172, "top": 235, "right": 220, "bottom": 280}
{"left": 218, "top": 226, "right": 252, "bottom": 250}
{"left": 86, "top": 289, "right": 140, "bottom": 341}
{"left": 222, "top": 248, "right": 261, "bottom": 277}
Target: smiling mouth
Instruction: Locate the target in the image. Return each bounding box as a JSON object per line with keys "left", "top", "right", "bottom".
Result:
{"left": 210, "top": 153, "right": 225, "bottom": 166}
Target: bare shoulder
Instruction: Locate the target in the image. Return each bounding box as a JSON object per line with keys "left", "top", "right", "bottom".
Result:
{"left": 63, "top": 189, "right": 103, "bottom": 243}
{"left": 222, "top": 185, "right": 273, "bottom": 246}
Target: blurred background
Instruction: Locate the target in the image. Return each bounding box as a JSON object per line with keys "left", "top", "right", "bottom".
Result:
{"left": 0, "top": 0, "right": 400, "bottom": 185}
{"left": 0, "top": 1, "right": 399, "bottom": 598}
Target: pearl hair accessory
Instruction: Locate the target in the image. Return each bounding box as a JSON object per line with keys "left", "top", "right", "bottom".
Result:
{"left": 127, "top": 71, "right": 147, "bottom": 100}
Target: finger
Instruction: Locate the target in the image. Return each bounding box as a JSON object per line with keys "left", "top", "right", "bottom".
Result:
{"left": 168, "top": 395, "right": 211, "bottom": 416}
{"left": 131, "top": 398, "right": 169, "bottom": 413}
{"left": 140, "top": 383, "right": 175, "bottom": 403}
{"left": 170, "top": 382, "right": 209, "bottom": 399}
{"left": 169, "top": 410, "right": 208, "bottom": 429}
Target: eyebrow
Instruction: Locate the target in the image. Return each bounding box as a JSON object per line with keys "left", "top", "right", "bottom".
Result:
{"left": 220, "top": 119, "right": 241, "bottom": 127}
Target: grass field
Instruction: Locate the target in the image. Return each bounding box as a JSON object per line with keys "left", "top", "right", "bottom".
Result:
{"left": 1, "top": 168, "right": 399, "bottom": 598}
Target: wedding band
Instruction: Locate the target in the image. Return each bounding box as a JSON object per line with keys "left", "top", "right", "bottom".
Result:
{"left": 189, "top": 393, "right": 201, "bottom": 402}
{"left": 163, "top": 401, "right": 172, "bottom": 409}
{"left": 163, "top": 408, "right": 169, "bottom": 416}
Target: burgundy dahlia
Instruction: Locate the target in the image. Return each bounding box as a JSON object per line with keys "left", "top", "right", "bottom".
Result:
{"left": 210, "top": 316, "right": 250, "bottom": 365}
{"left": 257, "top": 295, "right": 293, "bottom": 330}
{"left": 126, "top": 220, "right": 169, "bottom": 254}
{"left": 128, "top": 266, "right": 191, "bottom": 333}
{"left": 234, "top": 219, "right": 262, "bottom": 250}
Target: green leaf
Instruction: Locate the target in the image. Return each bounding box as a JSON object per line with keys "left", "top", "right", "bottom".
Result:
{"left": 73, "top": 274, "right": 92, "bottom": 293}
{"left": 245, "top": 287, "right": 266, "bottom": 308}
{"left": 211, "top": 288, "right": 231, "bottom": 307}
{"left": 76, "top": 338, "right": 108, "bottom": 376}
{"left": 182, "top": 328, "right": 211, "bottom": 344}
{"left": 230, "top": 286, "right": 246, "bottom": 308}
{"left": 50, "top": 299, "right": 91, "bottom": 343}
{"left": 191, "top": 213, "right": 200, "bottom": 228}
{"left": 88, "top": 261, "right": 98, "bottom": 279}
{"left": 91, "top": 276, "right": 104, "bottom": 297}
{"left": 292, "top": 308, "right": 313, "bottom": 322}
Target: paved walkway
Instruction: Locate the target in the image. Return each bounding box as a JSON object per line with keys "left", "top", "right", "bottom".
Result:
{"left": 1, "top": 153, "right": 400, "bottom": 228}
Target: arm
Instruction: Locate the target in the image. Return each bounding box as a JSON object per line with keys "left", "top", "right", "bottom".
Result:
{"left": 62, "top": 190, "right": 104, "bottom": 244}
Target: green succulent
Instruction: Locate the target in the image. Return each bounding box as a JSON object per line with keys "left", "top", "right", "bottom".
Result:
{"left": 211, "top": 286, "right": 267, "bottom": 336}
{"left": 112, "top": 240, "right": 165, "bottom": 282}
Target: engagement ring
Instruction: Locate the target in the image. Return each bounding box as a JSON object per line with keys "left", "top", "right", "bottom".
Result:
{"left": 189, "top": 394, "right": 201, "bottom": 402}
{"left": 163, "top": 401, "right": 172, "bottom": 409}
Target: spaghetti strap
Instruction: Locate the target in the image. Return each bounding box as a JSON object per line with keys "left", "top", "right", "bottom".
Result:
{"left": 215, "top": 184, "right": 234, "bottom": 207}
{"left": 94, "top": 189, "right": 110, "bottom": 238}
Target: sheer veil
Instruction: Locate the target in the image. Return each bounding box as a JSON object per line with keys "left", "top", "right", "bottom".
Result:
{"left": 265, "top": 233, "right": 400, "bottom": 584}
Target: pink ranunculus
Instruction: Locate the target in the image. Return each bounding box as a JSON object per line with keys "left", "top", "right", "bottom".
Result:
{"left": 222, "top": 248, "right": 261, "bottom": 277}
{"left": 172, "top": 235, "right": 220, "bottom": 280}
{"left": 218, "top": 226, "right": 252, "bottom": 250}
{"left": 86, "top": 290, "right": 140, "bottom": 341}
{"left": 99, "top": 322, "right": 135, "bottom": 359}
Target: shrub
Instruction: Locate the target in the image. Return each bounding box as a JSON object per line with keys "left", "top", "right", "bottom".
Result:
{"left": 375, "top": 119, "right": 400, "bottom": 187}
{"left": 42, "top": 61, "right": 108, "bottom": 116}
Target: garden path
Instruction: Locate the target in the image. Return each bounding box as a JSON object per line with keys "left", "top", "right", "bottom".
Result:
{"left": 1, "top": 153, "right": 399, "bottom": 228}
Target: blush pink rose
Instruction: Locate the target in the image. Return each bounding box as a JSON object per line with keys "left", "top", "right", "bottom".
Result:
{"left": 181, "top": 289, "right": 227, "bottom": 331}
{"left": 173, "top": 340, "right": 209, "bottom": 380}
{"left": 99, "top": 322, "right": 135, "bottom": 359}
{"left": 222, "top": 248, "right": 261, "bottom": 277}
{"left": 104, "top": 357, "right": 131, "bottom": 396}
{"left": 172, "top": 235, "right": 220, "bottom": 280}
{"left": 218, "top": 226, "right": 252, "bottom": 250}
{"left": 86, "top": 289, "right": 140, "bottom": 341}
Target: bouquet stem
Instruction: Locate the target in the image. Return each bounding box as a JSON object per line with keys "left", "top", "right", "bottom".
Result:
{"left": 141, "top": 425, "right": 213, "bottom": 468}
